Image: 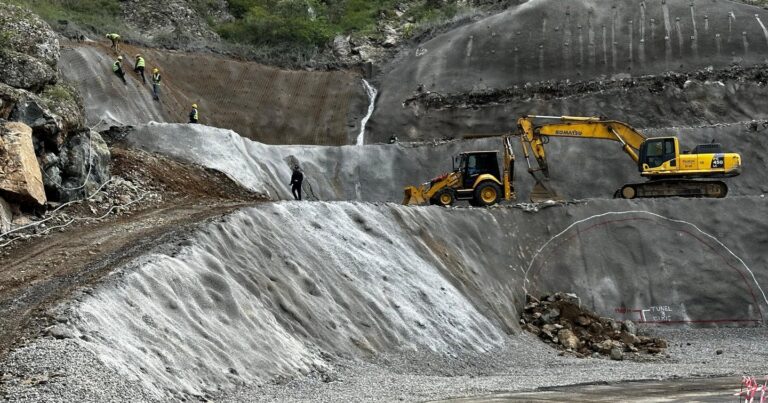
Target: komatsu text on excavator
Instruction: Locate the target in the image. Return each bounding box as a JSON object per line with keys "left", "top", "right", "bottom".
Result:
{"left": 518, "top": 115, "right": 742, "bottom": 201}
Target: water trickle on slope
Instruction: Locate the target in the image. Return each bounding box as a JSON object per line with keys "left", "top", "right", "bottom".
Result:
{"left": 356, "top": 79, "right": 378, "bottom": 146}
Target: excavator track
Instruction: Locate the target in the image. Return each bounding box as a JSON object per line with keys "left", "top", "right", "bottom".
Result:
{"left": 614, "top": 179, "right": 728, "bottom": 199}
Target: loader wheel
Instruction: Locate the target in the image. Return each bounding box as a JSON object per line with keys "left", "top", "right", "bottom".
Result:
{"left": 430, "top": 189, "right": 455, "bottom": 207}
{"left": 473, "top": 182, "right": 501, "bottom": 207}
{"left": 620, "top": 185, "right": 636, "bottom": 199}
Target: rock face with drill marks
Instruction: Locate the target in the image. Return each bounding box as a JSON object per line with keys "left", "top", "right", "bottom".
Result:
{"left": 0, "top": 122, "right": 46, "bottom": 206}
{"left": 370, "top": 0, "right": 768, "bottom": 141}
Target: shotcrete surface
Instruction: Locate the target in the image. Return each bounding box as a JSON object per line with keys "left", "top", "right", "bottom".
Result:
{"left": 370, "top": 0, "right": 768, "bottom": 141}
{"left": 1, "top": 200, "right": 767, "bottom": 401}
{"left": 125, "top": 121, "right": 768, "bottom": 202}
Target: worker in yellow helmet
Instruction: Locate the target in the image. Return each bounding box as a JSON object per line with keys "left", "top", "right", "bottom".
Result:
{"left": 151, "top": 67, "right": 161, "bottom": 101}
{"left": 112, "top": 55, "right": 126, "bottom": 85}
{"left": 189, "top": 103, "right": 199, "bottom": 124}
{"left": 134, "top": 54, "right": 146, "bottom": 84}
{"left": 105, "top": 33, "right": 120, "bottom": 51}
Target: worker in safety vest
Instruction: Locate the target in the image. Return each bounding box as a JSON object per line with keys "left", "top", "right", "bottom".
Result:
{"left": 112, "top": 56, "right": 126, "bottom": 84}
{"left": 189, "top": 104, "right": 199, "bottom": 124}
{"left": 134, "top": 54, "right": 146, "bottom": 84}
{"left": 151, "top": 68, "right": 161, "bottom": 101}
{"left": 105, "top": 33, "right": 120, "bottom": 51}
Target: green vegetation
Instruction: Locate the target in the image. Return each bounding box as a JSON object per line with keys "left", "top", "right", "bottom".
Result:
{"left": 0, "top": 31, "right": 11, "bottom": 49}
{"left": 217, "top": 0, "right": 465, "bottom": 48}
{"left": 7, "top": 0, "right": 123, "bottom": 33}
{"left": 42, "top": 84, "right": 77, "bottom": 105}
{"left": 4, "top": 0, "right": 469, "bottom": 63}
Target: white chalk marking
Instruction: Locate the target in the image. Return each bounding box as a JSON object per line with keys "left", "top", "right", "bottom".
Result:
{"left": 523, "top": 210, "right": 768, "bottom": 308}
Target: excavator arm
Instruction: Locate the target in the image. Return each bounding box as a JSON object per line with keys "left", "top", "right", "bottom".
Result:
{"left": 518, "top": 115, "right": 647, "bottom": 178}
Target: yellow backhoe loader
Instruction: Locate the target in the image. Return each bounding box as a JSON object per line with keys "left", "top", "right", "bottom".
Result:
{"left": 402, "top": 136, "right": 516, "bottom": 207}
{"left": 518, "top": 115, "right": 742, "bottom": 201}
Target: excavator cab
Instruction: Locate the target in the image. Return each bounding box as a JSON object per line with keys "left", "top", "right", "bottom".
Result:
{"left": 638, "top": 137, "right": 677, "bottom": 170}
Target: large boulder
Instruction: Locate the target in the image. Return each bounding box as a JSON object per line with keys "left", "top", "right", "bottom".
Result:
{"left": 45, "top": 130, "right": 111, "bottom": 201}
{"left": 0, "top": 49, "right": 57, "bottom": 91}
{"left": 0, "top": 121, "right": 46, "bottom": 206}
{"left": 0, "top": 83, "right": 85, "bottom": 149}
{"left": 0, "top": 3, "right": 60, "bottom": 67}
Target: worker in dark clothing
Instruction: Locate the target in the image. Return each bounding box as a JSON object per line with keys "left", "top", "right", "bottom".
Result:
{"left": 189, "top": 104, "right": 199, "bottom": 124}
{"left": 112, "top": 56, "right": 127, "bottom": 84}
{"left": 106, "top": 33, "right": 120, "bottom": 51}
{"left": 134, "top": 54, "right": 146, "bottom": 84}
{"left": 151, "top": 67, "right": 161, "bottom": 101}
{"left": 290, "top": 165, "right": 304, "bottom": 200}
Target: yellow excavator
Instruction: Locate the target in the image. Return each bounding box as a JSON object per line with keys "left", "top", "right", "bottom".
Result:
{"left": 402, "top": 136, "right": 516, "bottom": 207}
{"left": 402, "top": 115, "right": 742, "bottom": 206}
{"left": 519, "top": 115, "right": 742, "bottom": 200}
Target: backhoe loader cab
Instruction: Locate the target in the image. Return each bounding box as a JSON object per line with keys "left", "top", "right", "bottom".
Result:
{"left": 403, "top": 137, "right": 516, "bottom": 207}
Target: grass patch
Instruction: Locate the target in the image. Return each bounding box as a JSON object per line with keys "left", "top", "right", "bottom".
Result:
{"left": 42, "top": 84, "right": 77, "bottom": 105}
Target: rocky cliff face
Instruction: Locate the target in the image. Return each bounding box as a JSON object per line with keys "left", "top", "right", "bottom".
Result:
{"left": 0, "top": 3, "right": 109, "bottom": 204}
{"left": 120, "top": 0, "right": 232, "bottom": 46}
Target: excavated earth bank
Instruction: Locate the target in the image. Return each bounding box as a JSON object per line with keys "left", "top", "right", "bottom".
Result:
{"left": 59, "top": 42, "right": 369, "bottom": 145}
{"left": 1, "top": 198, "right": 767, "bottom": 401}
{"left": 1, "top": 125, "right": 766, "bottom": 401}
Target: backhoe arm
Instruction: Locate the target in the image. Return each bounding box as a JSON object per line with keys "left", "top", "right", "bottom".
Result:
{"left": 517, "top": 115, "right": 647, "bottom": 177}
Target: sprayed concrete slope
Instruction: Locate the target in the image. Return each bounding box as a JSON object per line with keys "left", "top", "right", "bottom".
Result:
{"left": 59, "top": 42, "right": 369, "bottom": 145}
{"left": 370, "top": 0, "right": 768, "bottom": 141}
{"left": 58, "top": 199, "right": 767, "bottom": 399}
{"left": 125, "top": 121, "right": 768, "bottom": 202}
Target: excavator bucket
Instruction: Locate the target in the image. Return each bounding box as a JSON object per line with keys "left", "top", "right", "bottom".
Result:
{"left": 403, "top": 185, "right": 427, "bottom": 205}
{"left": 529, "top": 179, "right": 564, "bottom": 203}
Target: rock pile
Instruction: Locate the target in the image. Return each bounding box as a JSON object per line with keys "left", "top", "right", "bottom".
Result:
{"left": 521, "top": 293, "right": 668, "bottom": 360}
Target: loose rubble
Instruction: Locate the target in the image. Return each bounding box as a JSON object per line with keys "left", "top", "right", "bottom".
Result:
{"left": 521, "top": 293, "right": 668, "bottom": 360}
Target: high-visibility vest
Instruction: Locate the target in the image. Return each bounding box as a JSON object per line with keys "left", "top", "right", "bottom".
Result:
{"left": 152, "top": 73, "right": 161, "bottom": 84}
{"left": 112, "top": 61, "right": 121, "bottom": 72}
{"left": 136, "top": 57, "right": 145, "bottom": 68}
{"left": 107, "top": 33, "right": 120, "bottom": 40}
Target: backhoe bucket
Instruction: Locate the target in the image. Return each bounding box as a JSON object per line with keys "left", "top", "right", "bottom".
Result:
{"left": 529, "top": 179, "right": 564, "bottom": 203}
{"left": 403, "top": 186, "right": 427, "bottom": 205}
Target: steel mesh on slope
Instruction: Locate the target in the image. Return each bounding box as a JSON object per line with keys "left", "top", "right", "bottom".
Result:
{"left": 61, "top": 42, "right": 367, "bottom": 145}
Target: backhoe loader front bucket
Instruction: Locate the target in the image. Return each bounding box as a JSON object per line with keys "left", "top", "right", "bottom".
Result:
{"left": 529, "top": 179, "right": 564, "bottom": 203}
{"left": 403, "top": 185, "right": 428, "bottom": 205}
